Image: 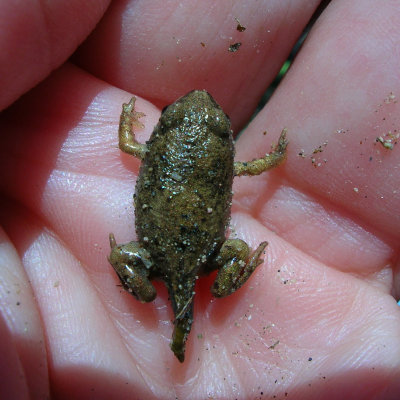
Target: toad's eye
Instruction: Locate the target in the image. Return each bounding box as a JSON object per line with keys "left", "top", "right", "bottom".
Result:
{"left": 202, "top": 112, "right": 231, "bottom": 139}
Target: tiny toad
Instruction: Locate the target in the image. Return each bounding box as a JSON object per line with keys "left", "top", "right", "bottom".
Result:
{"left": 108, "top": 90, "right": 288, "bottom": 362}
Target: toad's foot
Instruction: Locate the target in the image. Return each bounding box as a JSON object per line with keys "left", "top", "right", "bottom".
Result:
{"left": 108, "top": 233, "right": 157, "bottom": 302}
{"left": 211, "top": 239, "right": 268, "bottom": 297}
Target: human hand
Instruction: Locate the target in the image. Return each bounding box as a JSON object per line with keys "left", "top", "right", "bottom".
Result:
{"left": 1, "top": 1, "right": 399, "bottom": 399}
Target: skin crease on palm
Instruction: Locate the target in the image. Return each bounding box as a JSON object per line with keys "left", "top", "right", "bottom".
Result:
{"left": 0, "top": 0, "right": 399, "bottom": 399}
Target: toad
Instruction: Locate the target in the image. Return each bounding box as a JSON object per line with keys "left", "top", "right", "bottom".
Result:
{"left": 108, "top": 90, "right": 288, "bottom": 362}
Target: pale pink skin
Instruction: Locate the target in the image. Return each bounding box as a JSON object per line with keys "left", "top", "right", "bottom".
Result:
{"left": 1, "top": 1, "right": 400, "bottom": 399}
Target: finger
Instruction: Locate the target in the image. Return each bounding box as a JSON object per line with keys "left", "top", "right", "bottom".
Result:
{"left": 0, "top": 0, "right": 110, "bottom": 110}
{"left": 0, "top": 225, "right": 49, "bottom": 398}
{"left": 234, "top": 0, "right": 400, "bottom": 277}
{"left": 74, "top": 0, "right": 321, "bottom": 129}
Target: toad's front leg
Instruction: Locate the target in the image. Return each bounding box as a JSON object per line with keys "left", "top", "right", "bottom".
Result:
{"left": 118, "top": 97, "right": 148, "bottom": 160}
{"left": 108, "top": 233, "right": 157, "bottom": 302}
{"left": 234, "top": 129, "right": 288, "bottom": 176}
{"left": 210, "top": 239, "right": 268, "bottom": 297}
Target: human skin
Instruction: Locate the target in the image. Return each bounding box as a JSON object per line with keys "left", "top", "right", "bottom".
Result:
{"left": 0, "top": 0, "right": 400, "bottom": 399}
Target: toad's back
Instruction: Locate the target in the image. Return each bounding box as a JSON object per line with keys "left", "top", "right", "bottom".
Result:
{"left": 134, "top": 91, "right": 234, "bottom": 280}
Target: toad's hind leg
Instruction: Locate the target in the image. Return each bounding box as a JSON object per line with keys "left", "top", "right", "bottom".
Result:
{"left": 210, "top": 239, "right": 268, "bottom": 298}
{"left": 118, "top": 97, "right": 148, "bottom": 160}
{"left": 108, "top": 233, "right": 157, "bottom": 302}
{"left": 234, "top": 129, "right": 288, "bottom": 176}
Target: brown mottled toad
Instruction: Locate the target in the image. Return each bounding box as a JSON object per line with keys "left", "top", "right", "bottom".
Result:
{"left": 108, "top": 90, "right": 288, "bottom": 362}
